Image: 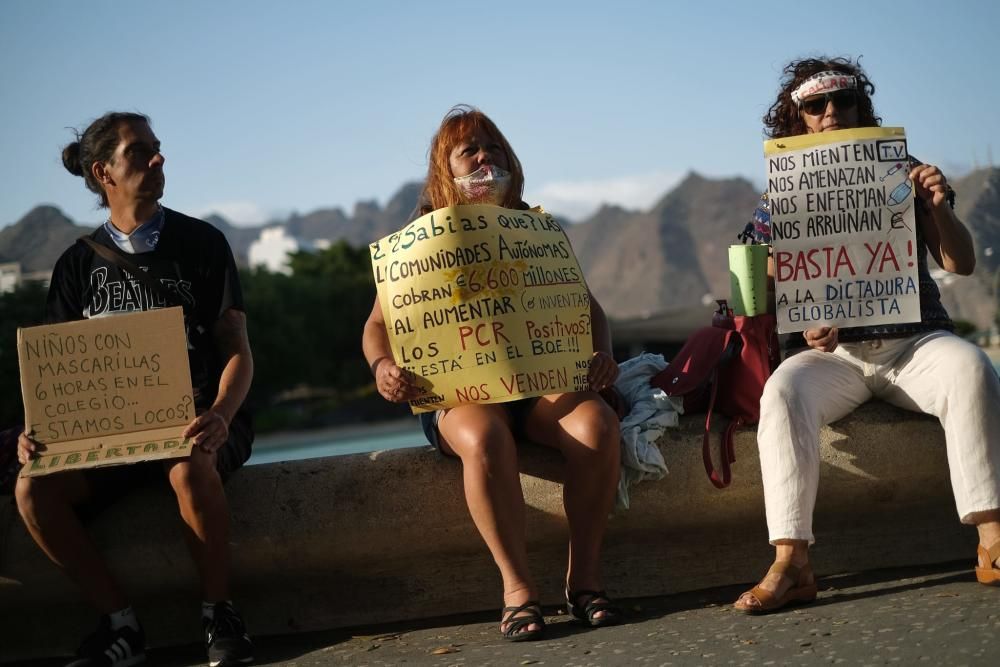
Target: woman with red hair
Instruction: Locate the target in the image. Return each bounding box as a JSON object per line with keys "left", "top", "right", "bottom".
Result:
{"left": 363, "top": 106, "right": 622, "bottom": 640}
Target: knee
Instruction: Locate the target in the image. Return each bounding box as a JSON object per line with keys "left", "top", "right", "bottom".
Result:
{"left": 15, "top": 473, "right": 83, "bottom": 524}
{"left": 447, "top": 416, "right": 516, "bottom": 468}
{"left": 759, "top": 369, "right": 807, "bottom": 420}
{"left": 948, "top": 344, "right": 997, "bottom": 393}
{"left": 761, "top": 370, "right": 794, "bottom": 406}
{"left": 168, "top": 451, "right": 221, "bottom": 499}
{"left": 14, "top": 476, "right": 42, "bottom": 522}
{"left": 560, "top": 400, "right": 620, "bottom": 463}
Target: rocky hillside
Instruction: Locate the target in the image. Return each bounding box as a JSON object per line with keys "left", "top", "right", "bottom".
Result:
{"left": 566, "top": 173, "right": 760, "bottom": 318}
{"left": 4, "top": 169, "right": 998, "bottom": 327}
{"left": 0, "top": 206, "right": 91, "bottom": 272}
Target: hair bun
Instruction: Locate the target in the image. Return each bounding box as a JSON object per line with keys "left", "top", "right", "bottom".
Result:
{"left": 61, "top": 141, "right": 84, "bottom": 176}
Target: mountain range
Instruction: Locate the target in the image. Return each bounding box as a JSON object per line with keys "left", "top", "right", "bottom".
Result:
{"left": 3, "top": 170, "right": 998, "bottom": 327}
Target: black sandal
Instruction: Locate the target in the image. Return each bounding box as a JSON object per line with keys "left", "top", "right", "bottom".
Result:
{"left": 566, "top": 589, "right": 622, "bottom": 627}
{"left": 500, "top": 600, "right": 545, "bottom": 642}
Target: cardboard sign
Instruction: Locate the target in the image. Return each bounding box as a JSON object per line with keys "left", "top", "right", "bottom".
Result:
{"left": 764, "top": 127, "right": 920, "bottom": 333}
{"left": 18, "top": 307, "right": 195, "bottom": 476}
{"left": 370, "top": 204, "right": 593, "bottom": 413}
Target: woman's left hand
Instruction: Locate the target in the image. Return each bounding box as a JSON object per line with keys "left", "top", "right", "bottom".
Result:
{"left": 588, "top": 351, "right": 619, "bottom": 391}
{"left": 910, "top": 163, "right": 950, "bottom": 209}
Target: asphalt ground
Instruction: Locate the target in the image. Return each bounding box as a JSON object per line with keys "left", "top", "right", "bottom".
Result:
{"left": 12, "top": 560, "right": 1000, "bottom": 666}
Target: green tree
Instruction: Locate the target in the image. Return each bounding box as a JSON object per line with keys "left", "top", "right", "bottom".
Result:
{"left": 241, "top": 242, "right": 376, "bottom": 409}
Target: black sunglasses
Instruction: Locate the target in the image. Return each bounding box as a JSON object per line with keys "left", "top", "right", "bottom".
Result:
{"left": 800, "top": 89, "right": 858, "bottom": 116}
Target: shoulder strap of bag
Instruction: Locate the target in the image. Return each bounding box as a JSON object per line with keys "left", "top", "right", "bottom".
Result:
{"left": 702, "top": 331, "right": 743, "bottom": 489}
{"left": 77, "top": 236, "right": 184, "bottom": 309}
{"left": 702, "top": 396, "right": 742, "bottom": 489}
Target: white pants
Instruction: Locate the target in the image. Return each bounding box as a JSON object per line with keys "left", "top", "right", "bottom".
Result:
{"left": 757, "top": 330, "right": 1000, "bottom": 544}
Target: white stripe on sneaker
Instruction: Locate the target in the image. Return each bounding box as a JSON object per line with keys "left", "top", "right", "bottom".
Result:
{"left": 101, "top": 636, "right": 146, "bottom": 666}
{"left": 207, "top": 659, "right": 253, "bottom": 667}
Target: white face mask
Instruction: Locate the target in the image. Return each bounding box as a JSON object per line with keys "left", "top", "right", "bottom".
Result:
{"left": 453, "top": 165, "right": 512, "bottom": 205}
{"left": 104, "top": 206, "right": 165, "bottom": 254}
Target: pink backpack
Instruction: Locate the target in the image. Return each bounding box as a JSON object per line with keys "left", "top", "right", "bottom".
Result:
{"left": 650, "top": 305, "right": 778, "bottom": 488}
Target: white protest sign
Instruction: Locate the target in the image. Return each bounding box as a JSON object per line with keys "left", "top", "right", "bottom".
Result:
{"left": 764, "top": 127, "right": 920, "bottom": 334}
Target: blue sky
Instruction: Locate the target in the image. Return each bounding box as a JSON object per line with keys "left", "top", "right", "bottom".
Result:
{"left": 1, "top": 0, "right": 998, "bottom": 227}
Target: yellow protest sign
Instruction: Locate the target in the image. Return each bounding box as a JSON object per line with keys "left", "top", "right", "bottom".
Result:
{"left": 764, "top": 127, "right": 919, "bottom": 333}
{"left": 18, "top": 307, "right": 195, "bottom": 476}
{"left": 370, "top": 205, "right": 593, "bottom": 413}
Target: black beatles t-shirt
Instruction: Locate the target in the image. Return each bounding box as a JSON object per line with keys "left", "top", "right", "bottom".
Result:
{"left": 46, "top": 208, "right": 245, "bottom": 410}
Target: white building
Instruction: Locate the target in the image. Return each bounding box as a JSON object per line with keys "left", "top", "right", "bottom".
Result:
{"left": 248, "top": 227, "right": 329, "bottom": 275}
{"left": 0, "top": 262, "right": 21, "bottom": 293}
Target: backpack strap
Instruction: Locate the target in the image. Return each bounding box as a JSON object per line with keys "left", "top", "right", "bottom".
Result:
{"left": 77, "top": 236, "right": 185, "bottom": 309}
{"left": 702, "top": 332, "right": 743, "bottom": 489}
{"left": 702, "top": 371, "right": 723, "bottom": 488}
{"left": 702, "top": 411, "right": 742, "bottom": 489}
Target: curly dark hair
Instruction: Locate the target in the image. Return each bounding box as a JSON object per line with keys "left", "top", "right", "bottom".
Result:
{"left": 764, "top": 57, "right": 881, "bottom": 138}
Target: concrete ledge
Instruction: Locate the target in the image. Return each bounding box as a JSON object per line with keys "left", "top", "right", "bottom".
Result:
{"left": 0, "top": 402, "right": 976, "bottom": 661}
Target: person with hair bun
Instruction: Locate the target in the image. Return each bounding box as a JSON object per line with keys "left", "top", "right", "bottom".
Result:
{"left": 362, "top": 106, "right": 623, "bottom": 641}
{"left": 734, "top": 56, "right": 1000, "bottom": 615}
{"left": 16, "top": 112, "right": 255, "bottom": 667}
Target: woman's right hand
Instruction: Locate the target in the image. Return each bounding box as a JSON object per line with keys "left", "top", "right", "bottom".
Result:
{"left": 803, "top": 326, "right": 838, "bottom": 353}
{"left": 373, "top": 358, "right": 423, "bottom": 403}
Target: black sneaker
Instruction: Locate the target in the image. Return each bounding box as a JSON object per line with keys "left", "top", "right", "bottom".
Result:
{"left": 204, "top": 601, "right": 254, "bottom": 666}
{"left": 66, "top": 615, "right": 146, "bottom": 667}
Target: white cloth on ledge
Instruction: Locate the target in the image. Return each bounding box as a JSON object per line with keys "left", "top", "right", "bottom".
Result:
{"left": 613, "top": 352, "right": 680, "bottom": 509}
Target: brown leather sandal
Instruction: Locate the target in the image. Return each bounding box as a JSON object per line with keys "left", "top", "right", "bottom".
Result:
{"left": 975, "top": 540, "right": 1000, "bottom": 586}
{"left": 734, "top": 560, "right": 817, "bottom": 615}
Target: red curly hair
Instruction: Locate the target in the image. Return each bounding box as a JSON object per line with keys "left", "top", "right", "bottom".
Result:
{"left": 764, "top": 56, "right": 882, "bottom": 139}
{"left": 418, "top": 105, "right": 525, "bottom": 215}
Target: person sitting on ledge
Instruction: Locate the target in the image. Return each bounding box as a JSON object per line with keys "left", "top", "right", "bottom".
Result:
{"left": 362, "top": 105, "right": 623, "bottom": 641}
{"left": 734, "top": 56, "right": 1000, "bottom": 615}
{"left": 16, "top": 111, "right": 255, "bottom": 667}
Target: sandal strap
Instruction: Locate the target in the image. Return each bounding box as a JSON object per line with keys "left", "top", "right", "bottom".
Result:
{"left": 983, "top": 540, "right": 1000, "bottom": 564}
{"left": 745, "top": 585, "right": 777, "bottom": 608}
{"left": 502, "top": 600, "right": 542, "bottom": 622}
{"left": 567, "top": 589, "right": 606, "bottom": 605}
{"left": 502, "top": 615, "right": 539, "bottom": 637}
{"left": 501, "top": 601, "right": 543, "bottom": 638}
{"left": 567, "top": 589, "right": 619, "bottom": 622}
{"left": 765, "top": 560, "right": 810, "bottom": 586}
{"left": 581, "top": 600, "right": 616, "bottom": 615}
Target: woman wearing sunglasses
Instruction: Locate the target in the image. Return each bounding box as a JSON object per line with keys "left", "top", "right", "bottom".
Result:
{"left": 734, "top": 57, "right": 1000, "bottom": 614}
{"left": 362, "top": 106, "right": 623, "bottom": 640}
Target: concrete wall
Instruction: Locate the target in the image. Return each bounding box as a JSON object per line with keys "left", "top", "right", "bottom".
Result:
{"left": 0, "top": 402, "right": 977, "bottom": 661}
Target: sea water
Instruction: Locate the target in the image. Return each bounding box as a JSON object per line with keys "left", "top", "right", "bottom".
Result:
{"left": 246, "top": 421, "right": 425, "bottom": 465}
{"left": 248, "top": 358, "right": 1000, "bottom": 465}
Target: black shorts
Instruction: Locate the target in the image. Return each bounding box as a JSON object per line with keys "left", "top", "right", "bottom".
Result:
{"left": 76, "top": 409, "right": 253, "bottom": 520}
{"left": 419, "top": 398, "right": 539, "bottom": 457}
